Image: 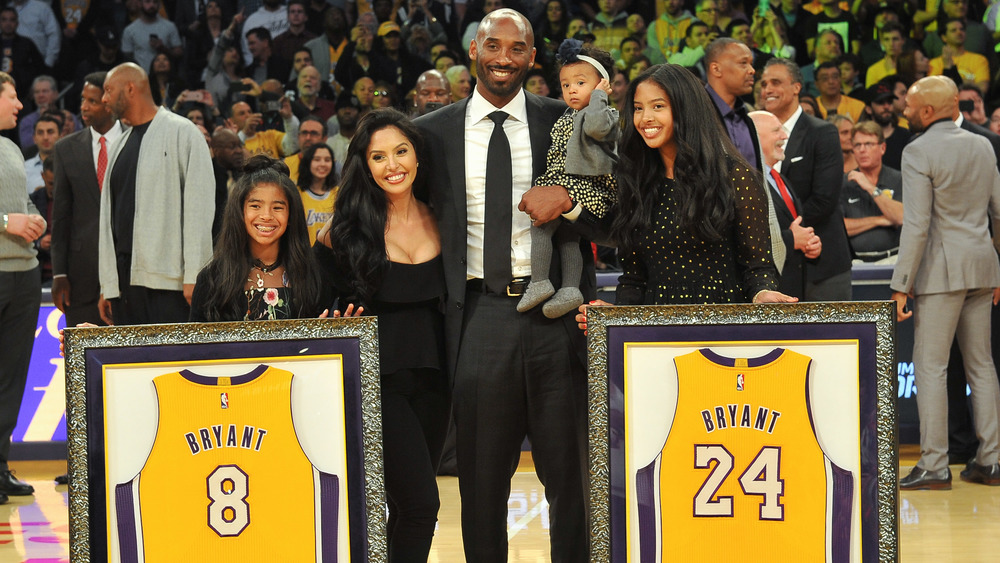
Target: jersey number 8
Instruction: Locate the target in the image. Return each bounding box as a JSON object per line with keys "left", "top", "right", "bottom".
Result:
{"left": 207, "top": 464, "right": 251, "bottom": 536}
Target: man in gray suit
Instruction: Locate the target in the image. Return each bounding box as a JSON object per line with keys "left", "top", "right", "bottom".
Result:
{"left": 892, "top": 75, "right": 1000, "bottom": 489}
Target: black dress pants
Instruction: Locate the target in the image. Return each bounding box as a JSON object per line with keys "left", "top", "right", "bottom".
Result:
{"left": 0, "top": 267, "right": 41, "bottom": 470}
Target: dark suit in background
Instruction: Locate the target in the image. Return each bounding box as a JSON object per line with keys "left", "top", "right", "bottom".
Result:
{"left": 781, "top": 112, "right": 853, "bottom": 300}
{"left": 50, "top": 128, "right": 105, "bottom": 326}
{"left": 416, "top": 89, "right": 602, "bottom": 562}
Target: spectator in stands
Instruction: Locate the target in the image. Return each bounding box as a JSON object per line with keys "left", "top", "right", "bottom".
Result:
{"left": 376, "top": 20, "right": 431, "bottom": 98}
{"left": 838, "top": 53, "right": 864, "bottom": 97}
{"left": 283, "top": 115, "right": 325, "bottom": 182}
{"left": 241, "top": 0, "right": 290, "bottom": 67}
{"left": 841, "top": 120, "right": 903, "bottom": 264}
{"left": 121, "top": 0, "right": 183, "bottom": 72}
{"left": 230, "top": 97, "right": 298, "bottom": 159}
{"left": 97, "top": 63, "right": 214, "bottom": 325}
{"left": 524, "top": 69, "right": 551, "bottom": 97}
{"left": 413, "top": 69, "right": 451, "bottom": 115}
{"left": 626, "top": 55, "right": 652, "bottom": 81}
{"left": 590, "top": 0, "right": 630, "bottom": 53}
{"left": 959, "top": 84, "right": 989, "bottom": 126}
{"left": 461, "top": 0, "right": 506, "bottom": 52}
{"left": 864, "top": 81, "right": 912, "bottom": 170}
{"left": 858, "top": 6, "right": 905, "bottom": 69}
{"left": 28, "top": 157, "right": 53, "bottom": 283}
{"left": 0, "top": 70, "right": 44, "bottom": 505}
{"left": 866, "top": 21, "right": 906, "bottom": 87}
{"left": 535, "top": 0, "right": 570, "bottom": 67}
{"left": 815, "top": 61, "right": 866, "bottom": 120}
{"left": 297, "top": 142, "right": 337, "bottom": 244}
{"left": 327, "top": 90, "right": 359, "bottom": 176}
{"left": 616, "top": 35, "right": 644, "bottom": 70}
{"left": 990, "top": 105, "right": 1000, "bottom": 135}
{"left": 434, "top": 50, "right": 458, "bottom": 72}
{"left": 11, "top": 0, "right": 60, "bottom": 68}
{"left": 830, "top": 113, "right": 857, "bottom": 172}
{"left": 760, "top": 58, "right": 852, "bottom": 300}
{"left": 750, "top": 7, "right": 796, "bottom": 62}
{"left": 929, "top": 18, "right": 990, "bottom": 93}
{"left": 801, "top": 28, "right": 842, "bottom": 95}
{"left": 245, "top": 27, "right": 291, "bottom": 86}
{"left": 148, "top": 53, "right": 186, "bottom": 108}
{"left": 648, "top": 0, "right": 694, "bottom": 58}
{"left": 609, "top": 65, "right": 627, "bottom": 109}
{"left": 445, "top": 64, "right": 472, "bottom": 102}
{"left": 290, "top": 64, "right": 336, "bottom": 121}
{"left": 17, "top": 76, "right": 65, "bottom": 151}
{"left": 805, "top": 0, "right": 861, "bottom": 56}
{"left": 334, "top": 23, "right": 383, "bottom": 94}
{"left": 209, "top": 128, "right": 244, "bottom": 239}
{"left": 897, "top": 45, "right": 931, "bottom": 83}
{"left": 24, "top": 112, "right": 61, "bottom": 195}
{"left": 695, "top": 0, "right": 723, "bottom": 39}
{"left": 205, "top": 41, "right": 246, "bottom": 119}
{"left": 923, "top": 0, "right": 992, "bottom": 60}
{"left": 668, "top": 20, "right": 711, "bottom": 75}
{"left": 372, "top": 81, "right": 396, "bottom": 109}
{"left": 183, "top": 0, "right": 227, "bottom": 88}
{"left": 727, "top": 18, "right": 772, "bottom": 77}
{"left": 304, "top": 7, "right": 349, "bottom": 87}
{"left": 273, "top": 0, "right": 316, "bottom": 73}
{"left": 0, "top": 8, "right": 46, "bottom": 108}
{"left": 353, "top": 76, "right": 376, "bottom": 112}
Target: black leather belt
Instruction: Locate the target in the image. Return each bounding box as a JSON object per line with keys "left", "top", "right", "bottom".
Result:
{"left": 855, "top": 248, "right": 899, "bottom": 262}
{"left": 467, "top": 277, "right": 531, "bottom": 297}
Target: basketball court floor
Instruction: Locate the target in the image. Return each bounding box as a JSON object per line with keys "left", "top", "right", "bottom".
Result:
{"left": 0, "top": 447, "right": 996, "bottom": 562}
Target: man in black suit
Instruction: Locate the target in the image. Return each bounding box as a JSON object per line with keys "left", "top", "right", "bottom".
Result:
{"left": 750, "top": 110, "right": 822, "bottom": 299}
{"left": 760, "top": 58, "right": 852, "bottom": 301}
{"left": 51, "top": 72, "right": 123, "bottom": 327}
{"left": 414, "top": 9, "right": 604, "bottom": 562}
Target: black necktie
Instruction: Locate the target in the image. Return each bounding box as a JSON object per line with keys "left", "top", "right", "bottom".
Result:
{"left": 484, "top": 110, "right": 512, "bottom": 291}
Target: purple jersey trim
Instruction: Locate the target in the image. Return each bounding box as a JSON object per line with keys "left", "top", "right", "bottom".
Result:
{"left": 635, "top": 459, "right": 657, "bottom": 563}
{"left": 179, "top": 364, "right": 269, "bottom": 386}
{"left": 320, "top": 472, "right": 339, "bottom": 563}
{"left": 831, "top": 463, "right": 854, "bottom": 563}
{"left": 115, "top": 481, "right": 139, "bottom": 563}
{"left": 699, "top": 347, "right": 784, "bottom": 367}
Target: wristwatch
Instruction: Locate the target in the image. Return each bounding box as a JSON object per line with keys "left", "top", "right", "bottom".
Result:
{"left": 2, "top": 213, "right": 7, "bottom": 231}
{"left": 873, "top": 188, "right": 894, "bottom": 198}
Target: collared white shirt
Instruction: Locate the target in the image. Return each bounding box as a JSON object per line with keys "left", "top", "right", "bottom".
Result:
{"left": 91, "top": 122, "right": 125, "bottom": 179}
{"left": 774, "top": 105, "right": 803, "bottom": 174}
{"left": 464, "top": 88, "right": 533, "bottom": 279}
{"left": 24, "top": 155, "right": 43, "bottom": 195}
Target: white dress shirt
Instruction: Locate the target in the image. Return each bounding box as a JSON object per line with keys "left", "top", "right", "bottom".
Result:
{"left": 464, "top": 88, "right": 534, "bottom": 279}
{"left": 774, "top": 105, "right": 803, "bottom": 174}
{"left": 92, "top": 122, "right": 125, "bottom": 171}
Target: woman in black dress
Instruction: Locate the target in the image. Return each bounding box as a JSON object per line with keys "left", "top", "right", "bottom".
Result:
{"left": 578, "top": 64, "right": 795, "bottom": 329}
{"left": 315, "top": 108, "right": 447, "bottom": 562}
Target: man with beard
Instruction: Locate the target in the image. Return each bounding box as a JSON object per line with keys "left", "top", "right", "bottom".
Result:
{"left": 326, "top": 90, "right": 358, "bottom": 177}
{"left": 415, "top": 8, "right": 605, "bottom": 562}
{"left": 892, "top": 75, "right": 1000, "bottom": 490}
{"left": 120, "top": 0, "right": 182, "bottom": 72}
{"left": 760, "top": 58, "right": 852, "bottom": 300}
{"left": 864, "top": 81, "right": 912, "bottom": 170}
{"left": 241, "top": 0, "right": 290, "bottom": 67}
{"left": 412, "top": 69, "right": 450, "bottom": 116}
{"left": 290, "top": 65, "right": 336, "bottom": 122}
{"left": 304, "top": 7, "right": 348, "bottom": 87}
{"left": 97, "top": 63, "right": 214, "bottom": 325}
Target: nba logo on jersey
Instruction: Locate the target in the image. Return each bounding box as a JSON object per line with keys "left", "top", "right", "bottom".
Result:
{"left": 736, "top": 373, "right": 744, "bottom": 391}
{"left": 220, "top": 393, "right": 229, "bottom": 409}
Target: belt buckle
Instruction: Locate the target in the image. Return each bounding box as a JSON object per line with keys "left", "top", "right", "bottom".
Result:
{"left": 507, "top": 277, "right": 529, "bottom": 297}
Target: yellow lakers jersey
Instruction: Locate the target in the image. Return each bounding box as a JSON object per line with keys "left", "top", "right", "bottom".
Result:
{"left": 114, "top": 365, "right": 340, "bottom": 563}
{"left": 634, "top": 348, "right": 853, "bottom": 562}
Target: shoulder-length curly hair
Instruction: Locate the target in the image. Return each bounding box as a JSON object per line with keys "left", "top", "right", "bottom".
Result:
{"left": 611, "top": 63, "right": 752, "bottom": 254}
{"left": 297, "top": 143, "right": 338, "bottom": 193}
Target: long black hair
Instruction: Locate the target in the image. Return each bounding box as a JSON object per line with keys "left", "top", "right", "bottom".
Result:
{"left": 612, "top": 63, "right": 749, "bottom": 254}
{"left": 297, "top": 143, "right": 338, "bottom": 193}
{"left": 325, "top": 108, "right": 427, "bottom": 304}
{"left": 197, "top": 155, "right": 324, "bottom": 320}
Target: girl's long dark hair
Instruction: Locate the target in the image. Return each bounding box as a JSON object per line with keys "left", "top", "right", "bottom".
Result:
{"left": 326, "top": 108, "right": 427, "bottom": 304}
{"left": 611, "top": 63, "right": 747, "bottom": 254}
{"left": 198, "top": 155, "right": 324, "bottom": 320}
{"left": 297, "top": 143, "right": 338, "bottom": 193}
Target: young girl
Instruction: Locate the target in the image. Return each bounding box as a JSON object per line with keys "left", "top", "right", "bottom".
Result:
{"left": 517, "top": 39, "right": 618, "bottom": 318}
{"left": 297, "top": 143, "right": 338, "bottom": 245}
{"left": 190, "top": 155, "right": 333, "bottom": 321}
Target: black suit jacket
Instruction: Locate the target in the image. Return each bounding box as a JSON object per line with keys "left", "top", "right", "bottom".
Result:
{"left": 768, "top": 169, "right": 808, "bottom": 298}
{"left": 50, "top": 128, "right": 102, "bottom": 311}
{"left": 414, "top": 92, "right": 604, "bottom": 380}
{"left": 781, "top": 112, "right": 853, "bottom": 281}
{"left": 960, "top": 118, "right": 1000, "bottom": 174}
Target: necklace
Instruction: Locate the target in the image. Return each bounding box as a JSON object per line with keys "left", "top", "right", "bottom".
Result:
{"left": 248, "top": 257, "right": 283, "bottom": 288}
{"left": 252, "top": 257, "right": 281, "bottom": 273}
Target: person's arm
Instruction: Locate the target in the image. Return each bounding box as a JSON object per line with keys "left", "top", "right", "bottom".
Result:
{"left": 667, "top": 45, "right": 705, "bottom": 66}
{"left": 180, "top": 123, "right": 218, "bottom": 300}
{"left": 845, "top": 169, "right": 903, "bottom": 225}
{"left": 615, "top": 248, "right": 647, "bottom": 305}
{"left": 844, "top": 215, "right": 892, "bottom": 236}
{"left": 731, "top": 165, "right": 781, "bottom": 298}
{"left": 50, "top": 144, "right": 75, "bottom": 312}
{"left": 913, "top": 0, "right": 938, "bottom": 26}
{"left": 43, "top": 5, "right": 61, "bottom": 67}
{"left": 580, "top": 87, "right": 618, "bottom": 142}
{"left": 279, "top": 100, "right": 299, "bottom": 156}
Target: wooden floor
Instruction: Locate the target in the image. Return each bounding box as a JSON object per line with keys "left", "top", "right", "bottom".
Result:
{"left": 1, "top": 448, "right": 998, "bottom": 562}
